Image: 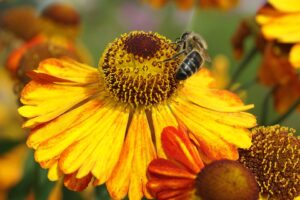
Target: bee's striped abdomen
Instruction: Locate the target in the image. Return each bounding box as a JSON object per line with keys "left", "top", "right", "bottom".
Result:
{"left": 176, "top": 51, "right": 203, "bottom": 80}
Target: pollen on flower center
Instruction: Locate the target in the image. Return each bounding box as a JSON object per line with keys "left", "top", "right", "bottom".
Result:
{"left": 99, "top": 31, "right": 181, "bottom": 107}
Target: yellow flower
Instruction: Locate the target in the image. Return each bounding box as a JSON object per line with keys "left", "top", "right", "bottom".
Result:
{"left": 19, "top": 31, "right": 256, "bottom": 199}
{"left": 239, "top": 125, "right": 300, "bottom": 200}
{"left": 145, "top": 0, "right": 238, "bottom": 10}
{"left": 256, "top": 0, "right": 300, "bottom": 68}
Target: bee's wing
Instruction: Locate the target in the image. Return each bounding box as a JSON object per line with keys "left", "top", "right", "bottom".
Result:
{"left": 203, "top": 50, "right": 211, "bottom": 62}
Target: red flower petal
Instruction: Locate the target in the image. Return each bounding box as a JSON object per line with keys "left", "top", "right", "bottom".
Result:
{"left": 161, "top": 126, "right": 204, "bottom": 174}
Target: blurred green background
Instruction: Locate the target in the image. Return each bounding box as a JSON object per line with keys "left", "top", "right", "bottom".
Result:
{"left": 0, "top": 0, "right": 299, "bottom": 199}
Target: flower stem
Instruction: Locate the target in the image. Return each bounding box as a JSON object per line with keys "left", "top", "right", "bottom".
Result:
{"left": 269, "top": 98, "right": 300, "bottom": 125}
{"left": 260, "top": 87, "right": 276, "bottom": 125}
{"left": 227, "top": 46, "right": 258, "bottom": 89}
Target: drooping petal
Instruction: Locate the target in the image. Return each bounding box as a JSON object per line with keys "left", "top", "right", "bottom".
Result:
{"left": 147, "top": 178, "right": 194, "bottom": 197}
{"left": 19, "top": 81, "right": 98, "bottom": 128}
{"left": 48, "top": 162, "right": 62, "bottom": 181}
{"left": 171, "top": 97, "right": 253, "bottom": 149}
{"left": 148, "top": 158, "right": 196, "bottom": 180}
{"left": 63, "top": 172, "right": 92, "bottom": 192}
{"left": 290, "top": 43, "right": 300, "bottom": 68}
{"left": 90, "top": 108, "right": 128, "bottom": 183}
{"left": 27, "top": 99, "right": 104, "bottom": 149}
{"left": 269, "top": 0, "right": 300, "bottom": 12}
{"left": 58, "top": 102, "right": 126, "bottom": 176}
{"left": 34, "top": 101, "right": 113, "bottom": 163}
{"left": 180, "top": 69, "right": 254, "bottom": 112}
{"left": 106, "top": 112, "right": 156, "bottom": 200}
{"left": 151, "top": 105, "right": 178, "bottom": 158}
{"left": 170, "top": 100, "right": 239, "bottom": 161}
{"left": 29, "top": 58, "right": 99, "bottom": 85}
{"left": 161, "top": 127, "right": 204, "bottom": 174}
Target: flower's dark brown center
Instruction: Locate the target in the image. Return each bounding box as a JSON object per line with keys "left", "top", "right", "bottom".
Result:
{"left": 195, "top": 160, "right": 259, "bottom": 200}
{"left": 239, "top": 125, "right": 300, "bottom": 200}
{"left": 99, "top": 31, "right": 181, "bottom": 107}
{"left": 124, "top": 33, "right": 161, "bottom": 58}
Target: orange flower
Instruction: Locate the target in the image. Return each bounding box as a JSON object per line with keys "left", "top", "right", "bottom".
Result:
{"left": 5, "top": 34, "right": 82, "bottom": 99}
{"left": 147, "top": 126, "right": 204, "bottom": 199}
{"left": 231, "top": 13, "right": 300, "bottom": 113}
{"left": 39, "top": 3, "right": 81, "bottom": 40}
{"left": 145, "top": 0, "right": 238, "bottom": 10}
{"left": 147, "top": 126, "right": 259, "bottom": 200}
{"left": 0, "top": 3, "right": 81, "bottom": 41}
{"left": 18, "top": 31, "right": 256, "bottom": 199}
{"left": 256, "top": 0, "right": 300, "bottom": 68}
{"left": 258, "top": 43, "right": 300, "bottom": 113}
{"left": 0, "top": 6, "right": 41, "bottom": 40}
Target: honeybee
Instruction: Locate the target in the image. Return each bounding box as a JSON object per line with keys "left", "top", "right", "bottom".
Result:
{"left": 165, "top": 31, "right": 211, "bottom": 80}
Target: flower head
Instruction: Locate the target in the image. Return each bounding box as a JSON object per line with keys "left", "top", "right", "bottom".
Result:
{"left": 256, "top": 0, "right": 300, "bottom": 68}
{"left": 0, "top": 3, "right": 81, "bottom": 42}
{"left": 39, "top": 3, "right": 81, "bottom": 39}
{"left": 258, "top": 43, "right": 300, "bottom": 113}
{"left": 147, "top": 126, "right": 259, "bottom": 200}
{"left": 239, "top": 125, "right": 300, "bottom": 200}
{"left": 0, "top": 6, "right": 41, "bottom": 40}
{"left": 19, "top": 31, "right": 256, "bottom": 199}
{"left": 232, "top": 4, "right": 300, "bottom": 114}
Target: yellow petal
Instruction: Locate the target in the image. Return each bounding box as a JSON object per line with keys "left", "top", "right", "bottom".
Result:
{"left": 91, "top": 109, "right": 128, "bottom": 183}
{"left": 170, "top": 98, "right": 252, "bottom": 149}
{"left": 261, "top": 13, "right": 300, "bottom": 43}
{"left": 290, "top": 43, "right": 300, "bottom": 68}
{"left": 34, "top": 101, "right": 112, "bottom": 162}
{"left": 106, "top": 112, "right": 156, "bottom": 200}
{"left": 27, "top": 99, "right": 104, "bottom": 149}
{"left": 31, "top": 58, "right": 99, "bottom": 85}
{"left": 179, "top": 98, "right": 256, "bottom": 128}
{"left": 151, "top": 105, "right": 178, "bottom": 158}
{"left": 181, "top": 80, "right": 254, "bottom": 112}
{"left": 184, "top": 68, "right": 215, "bottom": 89}
{"left": 19, "top": 81, "right": 98, "bottom": 128}
{"left": 269, "top": 0, "right": 300, "bottom": 12}
{"left": 59, "top": 104, "right": 128, "bottom": 179}
{"left": 48, "top": 162, "right": 62, "bottom": 181}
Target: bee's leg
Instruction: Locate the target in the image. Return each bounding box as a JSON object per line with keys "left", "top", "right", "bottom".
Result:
{"left": 160, "top": 50, "right": 186, "bottom": 62}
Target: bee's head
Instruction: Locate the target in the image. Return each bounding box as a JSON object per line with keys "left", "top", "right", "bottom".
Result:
{"left": 181, "top": 31, "right": 191, "bottom": 41}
